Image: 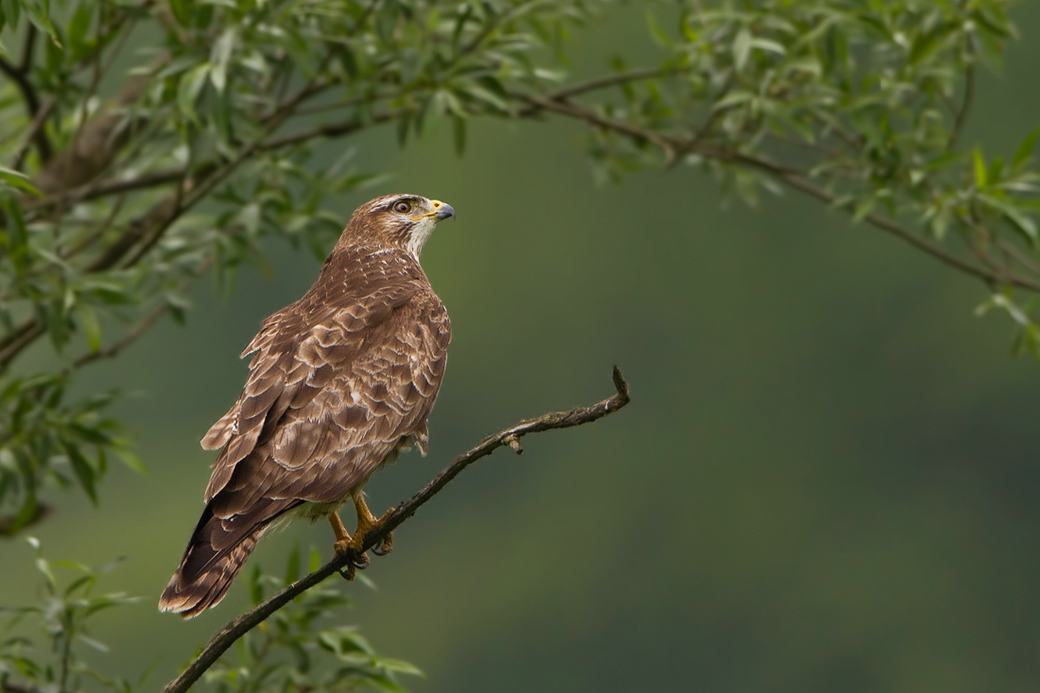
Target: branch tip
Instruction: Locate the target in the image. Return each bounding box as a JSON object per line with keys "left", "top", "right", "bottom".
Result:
{"left": 611, "top": 365, "right": 630, "bottom": 402}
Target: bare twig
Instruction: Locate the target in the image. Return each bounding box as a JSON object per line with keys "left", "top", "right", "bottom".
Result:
{"left": 162, "top": 367, "right": 631, "bottom": 693}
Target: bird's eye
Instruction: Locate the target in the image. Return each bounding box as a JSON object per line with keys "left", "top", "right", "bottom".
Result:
{"left": 393, "top": 201, "right": 412, "bottom": 213}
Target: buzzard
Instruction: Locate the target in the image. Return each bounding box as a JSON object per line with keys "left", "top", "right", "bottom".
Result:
{"left": 159, "top": 194, "right": 455, "bottom": 617}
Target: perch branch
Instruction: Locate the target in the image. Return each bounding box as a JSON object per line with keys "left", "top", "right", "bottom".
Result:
{"left": 162, "top": 367, "right": 631, "bottom": 693}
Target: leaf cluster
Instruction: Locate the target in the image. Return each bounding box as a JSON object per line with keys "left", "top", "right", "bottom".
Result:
{"left": 203, "top": 546, "right": 420, "bottom": 693}
{"left": 0, "top": 538, "right": 141, "bottom": 693}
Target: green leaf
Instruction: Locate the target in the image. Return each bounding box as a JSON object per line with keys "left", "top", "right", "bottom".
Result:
{"left": 377, "top": 658, "right": 424, "bottom": 677}
{"left": 0, "top": 166, "right": 41, "bottom": 195}
{"left": 178, "top": 63, "right": 210, "bottom": 121}
{"left": 452, "top": 115, "right": 466, "bottom": 157}
{"left": 733, "top": 28, "right": 752, "bottom": 72}
{"left": 979, "top": 193, "right": 1038, "bottom": 244}
{"left": 78, "top": 303, "right": 102, "bottom": 353}
{"left": 285, "top": 544, "right": 300, "bottom": 584}
{"left": 67, "top": 1, "right": 92, "bottom": 56}
{"left": 250, "top": 565, "right": 263, "bottom": 605}
{"left": 64, "top": 442, "right": 98, "bottom": 505}
{"left": 973, "top": 148, "right": 988, "bottom": 189}
{"left": 1013, "top": 126, "right": 1040, "bottom": 171}
{"left": 309, "top": 546, "right": 322, "bottom": 573}
{"left": 114, "top": 449, "right": 147, "bottom": 475}
{"left": 23, "top": 0, "right": 62, "bottom": 47}
{"left": 209, "top": 28, "right": 236, "bottom": 93}
{"left": 363, "top": 674, "right": 409, "bottom": 693}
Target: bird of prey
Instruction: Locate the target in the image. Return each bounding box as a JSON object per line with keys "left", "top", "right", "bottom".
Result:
{"left": 159, "top": 194, "right": 455, "bottom": 617}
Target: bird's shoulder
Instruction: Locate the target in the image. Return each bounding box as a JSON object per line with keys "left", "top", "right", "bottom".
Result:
{"left": 244, "top": 244, "right": 439, "bottom": 360}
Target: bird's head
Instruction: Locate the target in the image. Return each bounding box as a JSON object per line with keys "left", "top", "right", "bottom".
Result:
{"left": 339, "top": 194, "right": 456, "bottom": 258}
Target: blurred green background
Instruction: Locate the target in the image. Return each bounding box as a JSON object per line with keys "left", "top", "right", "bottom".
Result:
{"left": 4, "top": 4, "right": 1040, "bottom": 692}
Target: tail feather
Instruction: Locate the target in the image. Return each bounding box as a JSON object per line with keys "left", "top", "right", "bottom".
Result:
{"left": 159, "top": 500, "right": 294, "bottom": 618}
{"left": 159, "top": 530, "right": 262, "bottom": 617}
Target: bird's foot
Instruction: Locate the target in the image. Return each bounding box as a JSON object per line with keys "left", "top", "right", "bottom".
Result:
{"left": 352, "top": 499, "right": 395, "bottom": 557}
{"left": 330, "top": 511, "right": 369, "bottom": 580}
{"left": 334, "top": 538, "right": 370, "bottom": 581}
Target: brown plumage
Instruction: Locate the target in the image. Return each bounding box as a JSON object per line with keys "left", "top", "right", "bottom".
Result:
{"left": 159, "top": 194, "right": 454, "bottom": 617}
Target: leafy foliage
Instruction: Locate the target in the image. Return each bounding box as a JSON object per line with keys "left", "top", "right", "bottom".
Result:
{"left": 0, "top": 538, "right": 140, "bottom": 693}
{"left": 0, "top": 374, "right": 139, "bottom": 536}
{"left": 204, "top": 547, "right": 419, "bottom": 693}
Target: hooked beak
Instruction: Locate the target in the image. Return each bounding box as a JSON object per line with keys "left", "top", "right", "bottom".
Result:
{"left": 430, "top": 200, "right": 456, "bottom": 221}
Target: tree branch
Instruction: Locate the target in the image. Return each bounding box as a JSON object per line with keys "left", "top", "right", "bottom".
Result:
{"left": 0, "top": 50, "right": 52, "bottom": 162}
{"left": 514, "top": 92, "right": 677, "bottom": 162}
{"left": 525, "top": 66, "right": 678, "bottom": 105}
{"left": 512, "top": 94, "right": 1040, "bottom": 294}
{"left": 162, "top": 367, "right": 631, "bottom": 693}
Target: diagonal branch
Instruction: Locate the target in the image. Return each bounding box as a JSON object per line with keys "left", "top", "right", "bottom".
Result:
{"left": 162, "top": 367, "right": 631, "bottom": 693}
{"left": 511, "top": 93, "right": 1040, "bottom": 294}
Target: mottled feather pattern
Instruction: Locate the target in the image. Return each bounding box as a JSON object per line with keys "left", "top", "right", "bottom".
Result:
{"left": 160, "top": 195, "right": 452, "bottom": 616}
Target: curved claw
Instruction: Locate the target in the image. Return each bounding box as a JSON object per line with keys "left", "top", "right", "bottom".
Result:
{"left": 371, "top": 531, "right": 394, "bottom": 556}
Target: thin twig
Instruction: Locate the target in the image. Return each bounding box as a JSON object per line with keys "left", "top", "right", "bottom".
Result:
{"left": 57, "top": 613, "right": 73, "bottom": 693}
{"left": 948, "top": 62, "right": 974, "bottom": 149}
{"left": 259, "top": 111, "right": 394, "bottom": 150}
{"left": 61, "top": 194, "right": 128, "bottom": 258}
{"left": 162, "top": 367, "right": 631, "bottom": 693}
{"left": 72, "top": 300, "right": 170, "bottom": 368}
{"left": 997, "top": 238, "right": 1040, "bottom": 277}
{"left": 539, "top": 66, "right": 680, "bottom": 103}
{"left": 11, "top": 97, "right": 56, "bottom": 171}
{"left": 515, "top": 92, "right": 677, "bottom": 162}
